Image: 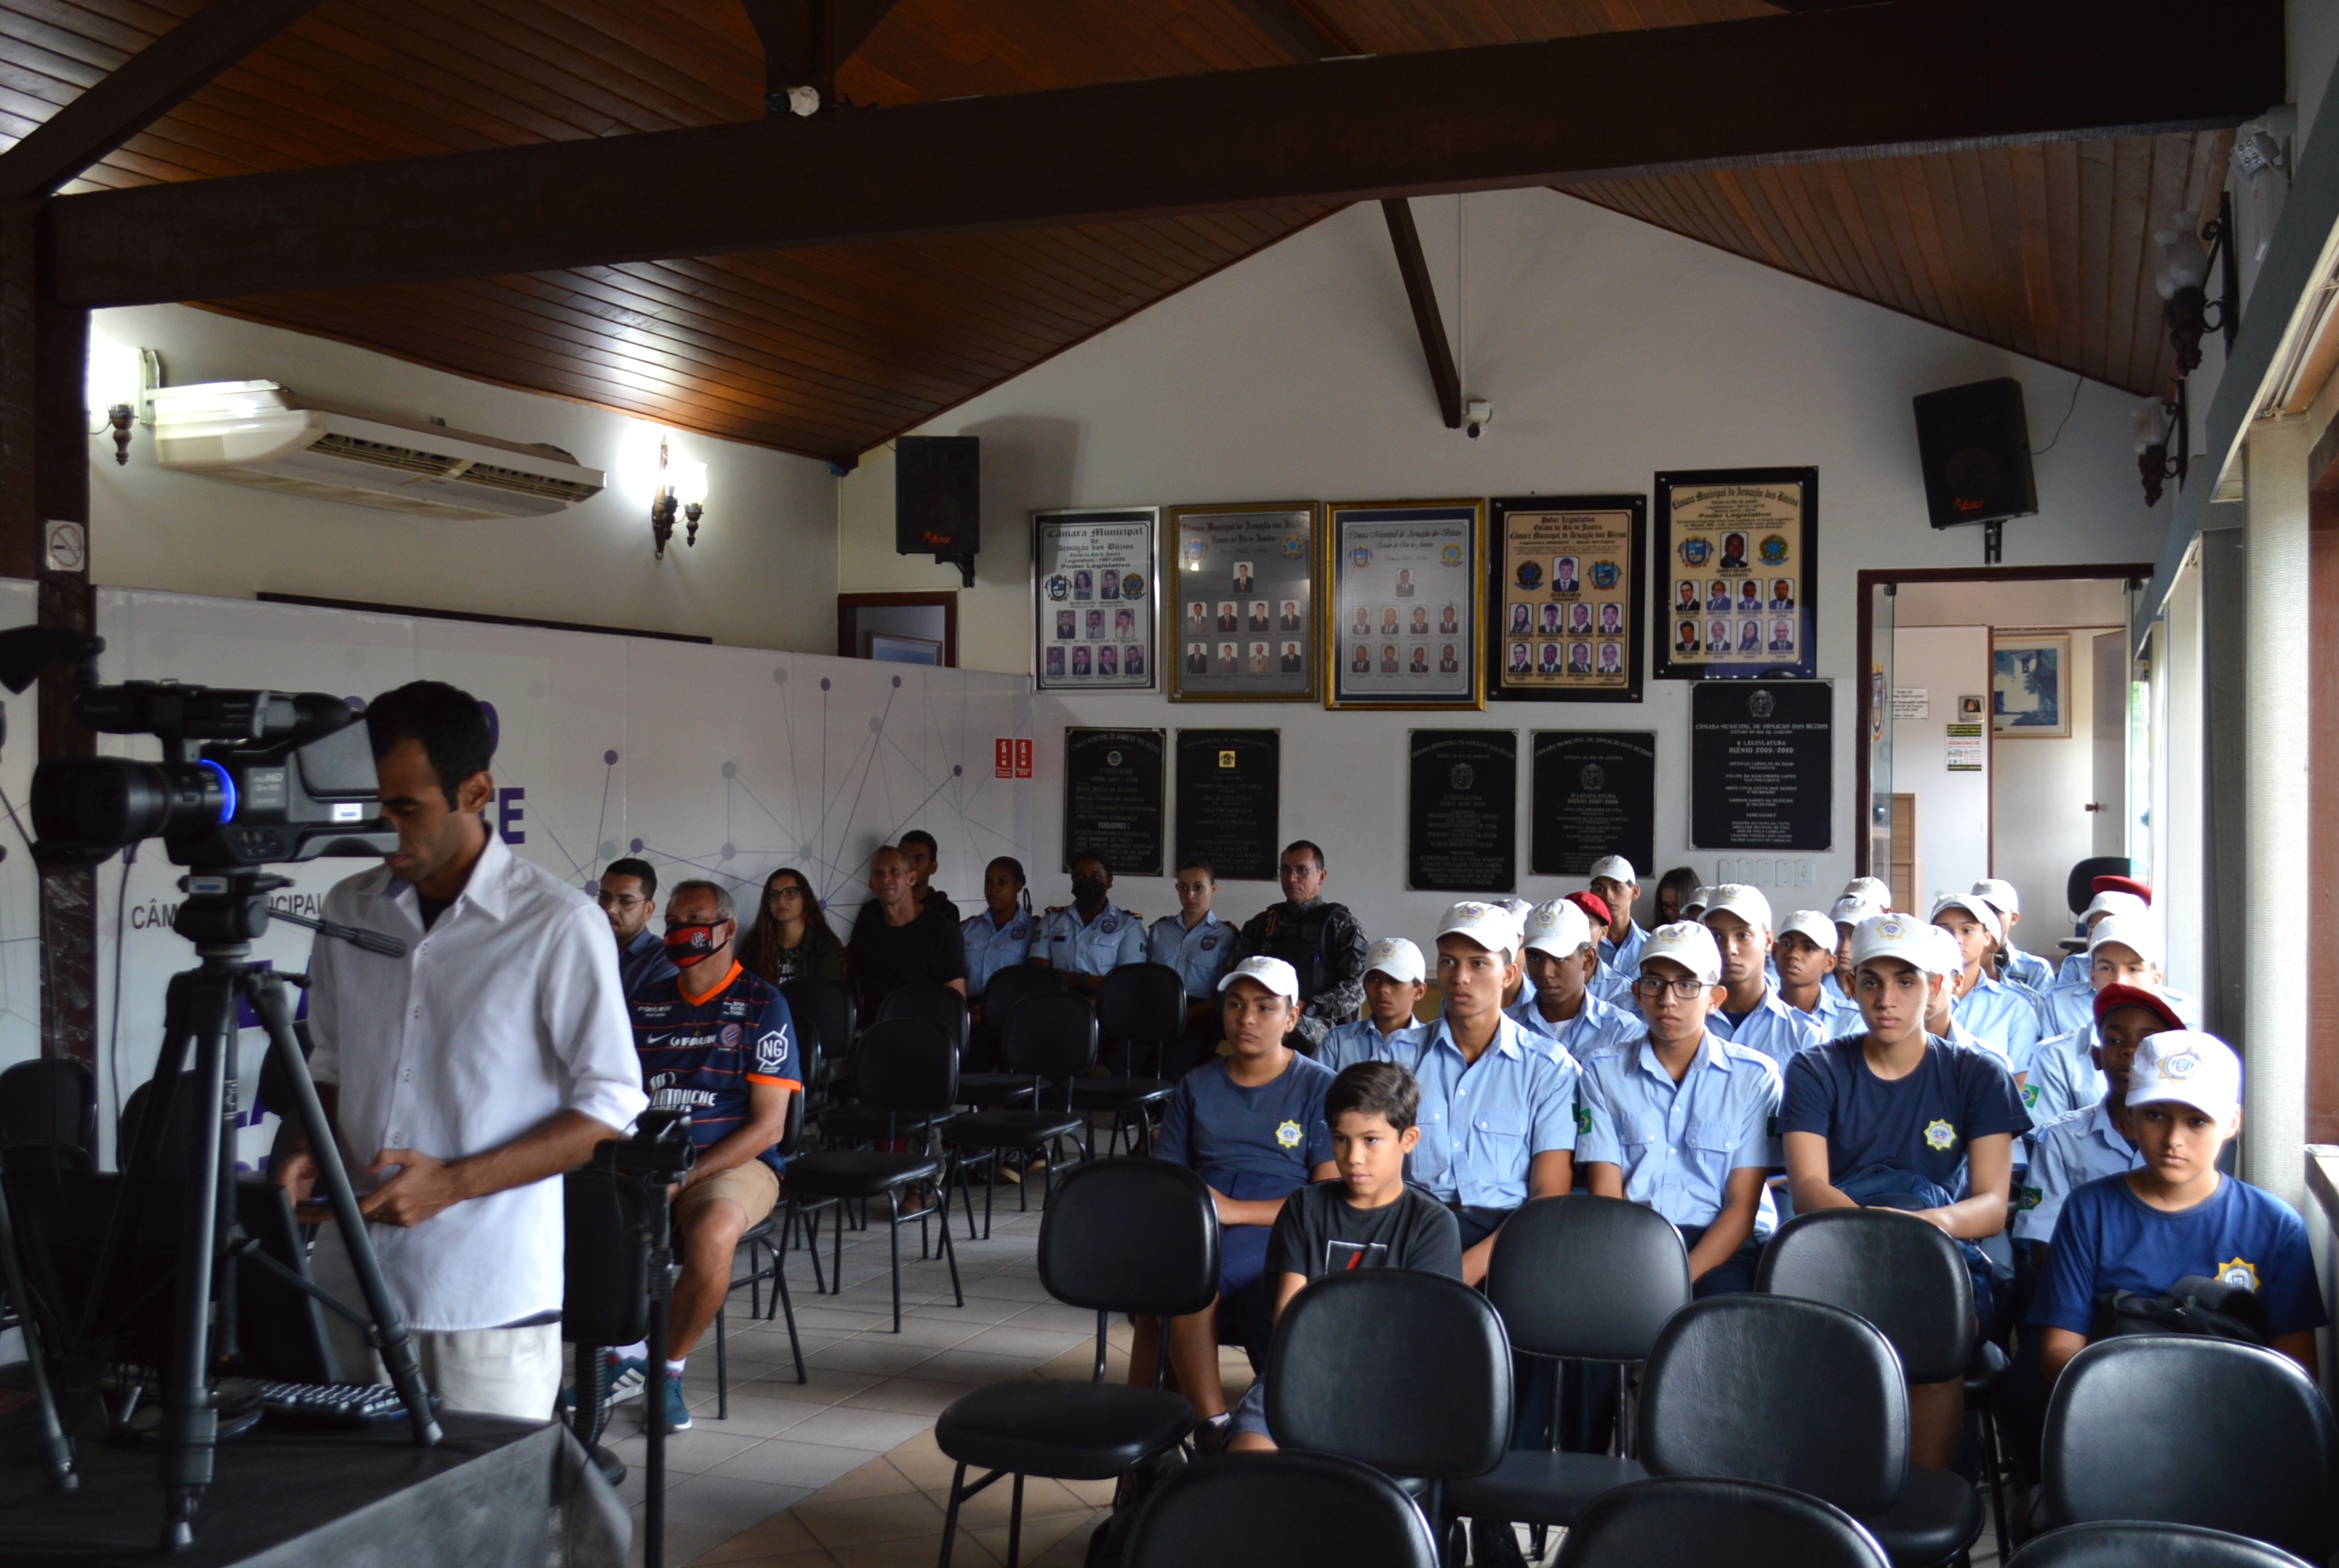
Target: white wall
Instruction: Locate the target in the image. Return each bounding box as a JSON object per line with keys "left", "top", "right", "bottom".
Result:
{"left": 837, "top": 190, "right": 2170, "bottom": 940}
{"left": 1889, "top": 625, "right": 1991, "bottom": 915}
{"left": 88, "top": 305, "right": 840, "bottom": 653}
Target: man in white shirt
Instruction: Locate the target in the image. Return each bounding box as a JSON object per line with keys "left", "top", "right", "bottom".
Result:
{"left": 277, "top": 681, "right": 647, "bottom": 1421}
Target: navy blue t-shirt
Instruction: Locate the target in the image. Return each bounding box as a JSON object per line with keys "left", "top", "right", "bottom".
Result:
{"left": 629, "top": 963, "right": 802, "bottom": 1174}
{"left": 1779, "top": 1035, "right": 2028, "bottom": 1196}
{"left": 2031, "top": 1172, "right": 2328, "bottom": 1339}
{"left": 1155, "top": 1052, "right": 1335, "bottom": 1201}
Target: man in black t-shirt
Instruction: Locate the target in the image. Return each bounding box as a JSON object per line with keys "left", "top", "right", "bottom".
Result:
{"left": 846, "top": 846, "right": 968, "bottom": 1020}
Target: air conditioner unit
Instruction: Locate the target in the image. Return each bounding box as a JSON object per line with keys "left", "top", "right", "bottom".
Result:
{"left": 150, "top": 380, "right": 604, "bottom": 522}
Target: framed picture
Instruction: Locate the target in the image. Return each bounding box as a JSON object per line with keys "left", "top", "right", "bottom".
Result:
{"left": 1166, "top": 502, "right": 1319, "bottom": 701}
{"left": 1488, "top": 493, "right": 1644, "bottom": 702}
{"left": 1033, "top": 507, "right": 1159, "bottom": 691}
{"left": 1325, "top": 498, "right": 1485, "bottom": 710}
{"left": 867, "top": 632, "right": 942, "bottom": 666}
{"left": 1992, "top": 632, "right": 2071, "bottom": 738}
{"left": 1652, "top": 467, "right": 1817, "bottom": 681}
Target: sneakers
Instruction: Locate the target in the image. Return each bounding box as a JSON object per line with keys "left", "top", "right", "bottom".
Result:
{"left": 605, "top": 1354, "right": 647, "bottom": 1405}
{"left": 657, "top": 1370, "right": 691, "bottom": 1433}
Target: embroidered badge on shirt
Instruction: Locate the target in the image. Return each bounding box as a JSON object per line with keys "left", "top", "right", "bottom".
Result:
{"left": 1923, "top": 1118, "right": 1957, "bottom": 1152}
{"left": 2019, "top": 1185, "right": 2042, "bottom": 1210}
{"left": 2022, "top": 1083, "right": 2040, "bottom": 1108}
{"left": 1275, "top": 1119, "right": 1303, "bottom": 1149}
{"left": 2219, "top": 1257, "right": 2261, "bottom": 1292}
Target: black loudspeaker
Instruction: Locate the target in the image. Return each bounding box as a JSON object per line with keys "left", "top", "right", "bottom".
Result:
{"left": 1912, "top": 378, "right": 2038, "bottom": 531}
{"left": 896, "top": 435, "right": 979, "bottom": 569}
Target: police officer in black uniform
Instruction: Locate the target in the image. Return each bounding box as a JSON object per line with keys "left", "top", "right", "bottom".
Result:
{"left": 1231, "top": 839, "right": 1367, "bottom": 1058}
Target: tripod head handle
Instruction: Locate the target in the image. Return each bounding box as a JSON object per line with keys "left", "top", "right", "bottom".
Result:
{"left": 267, "top": 907, "right": 408, "bottom": 959}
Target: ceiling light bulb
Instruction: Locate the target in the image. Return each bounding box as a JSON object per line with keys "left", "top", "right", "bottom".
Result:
{"left": 670, "top": 458, "right": 709, "bottom": 507}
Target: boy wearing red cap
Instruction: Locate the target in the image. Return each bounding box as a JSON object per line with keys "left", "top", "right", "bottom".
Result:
{"left": 2014, "top": 984, "right": 2184, "bottom": 1266}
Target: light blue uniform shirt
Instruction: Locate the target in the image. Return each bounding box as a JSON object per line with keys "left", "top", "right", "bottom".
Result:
{"left": 2025, "top": 1027, "right": 2101, "bottom": 1130}
{"left": 1383, "top": 1012, "right": 1580, "bottom": 1210}
{"left": 1706, "top": 985, "right": 1825, "bottom": 1076}
{"left": 1318, "top": 1017, "right": 1427, "bottom": 1073}
{"left": 1146, "top": 910, "right": 1235, "bottom": 999}
{"left": 1789, "top": 986, "right": 1864, "bottom": 1041}
{"left": 2002, "top": 947, "right": 2055, "bottom": 993}
{"left": 1508, "top": 989, "right": 1642, "bottom": 1065}
{"left": 1599, "top": 921, "right": 1649, "bottom": 976}
{"left": 1039, "top": 902, "right": 1146, "bottom": 975}
{"left": 961, "top": 908, "right": 1037, "bottom": 996}
{"left": 2038, "top": 982, "right": 2095, "bottom": 1041}
{"left": 1953, "top": 974, "right": 2043, "bottom": 1075}
{"left": 1576, "top": 1032, "right": 1784, "bottom": 1236}
{"left": 2014, "top": 1099, "right": 2142, "bottom": 1245}
{"left": 2055, "top": 951, "right": 2091, "bottom": 988}
{"left": 1589, "top": 959, "right": 1639, "bottom": 1011}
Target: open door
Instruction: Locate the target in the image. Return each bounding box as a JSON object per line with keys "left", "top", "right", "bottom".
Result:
{"left": 2091, "top": 630, "right": 2126, "bottom": 858}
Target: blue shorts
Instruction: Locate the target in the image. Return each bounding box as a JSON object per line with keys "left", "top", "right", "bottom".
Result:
{"left": 1229, "top": 1379, "right": 1271, "bottom": 1441}
{"left": 1220, "top": 1224, "right": 1273, "bottom": 1299}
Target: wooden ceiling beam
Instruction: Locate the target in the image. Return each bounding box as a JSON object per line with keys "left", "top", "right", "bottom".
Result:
{"left": 0, "top": 0, "right": 325, "bottom": 201}
{"left": 1380, "top": 197, "right": 1461, "bottom": 427}
{"left": 741, "top": 0, "right": 906, "bottom": 113}
{"left": 1221, "top": 0, "right": 1355, "bottom": 62}
{"left": 45, "top": 0, "right": 2283, "bottom": 308}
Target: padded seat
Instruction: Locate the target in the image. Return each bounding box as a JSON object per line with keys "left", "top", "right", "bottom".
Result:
{"left": 1446, "top": 1450, "right": 1648, "bottom": 1522}
{"left": 944, "top": 1107, "right": 1085, "bottom": 1148}
{"left": 783, "top": 1148, "right": 941, "bottom": 1200}
{"left": 820, "top": 1104, "right": 949, "bottom": 1144}
{"left": 1860, "top": 1464, "right": 1985, "bottom": 1567}
{"left": 936, "top": 1379, "right": 1195, "bottom": 1481}
{"left": 1965, "top": 1338, "right": 2009, "bottom": 1401}
{"left": 953, "top": 1073, "right": 1037, "bottom": 1109}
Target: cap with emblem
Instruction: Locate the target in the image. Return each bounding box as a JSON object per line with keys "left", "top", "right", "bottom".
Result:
{"left": 1700, "top": 883, "right": 1773, "bottom": 933}
{"left": 1364, "top": 937, "right": 1426, "bottom": 986}
{"left": 1841, "top": 876, "right": 1894, "bottom": 908}
{"left": 1523, "top": 899, "right": 1595, "bottom": 959}
{"left": 2092, "top": 874, "right": 2152, "bottom": 906}
{"left": 1851, "top": 911, "right": 1953, "bottom": 976}
{"left": 2125, "top": 1030, "right": 2240, "bottom": 1120}
{"left": 2094, "top": 982, "right": 2185, "bottom": 1033}
{"left": 1220, "top": 954, "right": 1300, "bottom": 1001}
{"left": 1831, "top": 893, "right": 1881, "bottom": 927}
{"left": 1566, "top": 891, "right": 1612, "bottom": 929}
{"left": 1437, "top": 901, "right": 1518, "bottom": 956}
{"left": 2082, "top": 889, "right": 2149, "bottom": 926}
{"left": 1638, "top": 921, "right": 1723, "bottom": 987}
{"left": 1589, "top": 855, "right": 1637, "bottom": 886}
{"left": 1928, "top": 892, "right": 2004, "bottom": 943}
{"left": 1682, "top": 886, "right": 1713, "bottom": 918}
{"left": 1971, "top": 878, "right": 2020, "bottom": 917}
{"left": 2086, "top": 913, "right": 2163, "bottom": 970}
{"left": 1778, "top": 909, "right": 1838, "bottom": 950}
{"left": 1498, "top": 897, "right": 1535, "bottom": 920}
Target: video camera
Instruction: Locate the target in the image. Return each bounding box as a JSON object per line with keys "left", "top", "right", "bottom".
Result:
{"left": 594, "top": 1108, "right": 698, "bottom": 1185}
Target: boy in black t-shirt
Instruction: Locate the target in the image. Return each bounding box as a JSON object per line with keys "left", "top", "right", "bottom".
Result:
{"left": 1225, "top": 1061, "right": 1463, "bottom": 1453}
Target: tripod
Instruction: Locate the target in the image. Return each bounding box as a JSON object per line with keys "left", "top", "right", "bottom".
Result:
{"left": 67, "top": 870, "right": 441, "bottom": 1550}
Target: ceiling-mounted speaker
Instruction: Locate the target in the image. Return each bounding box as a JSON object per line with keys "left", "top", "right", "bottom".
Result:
{"left": 896, "top": 435, "right": 979, "bottom": 584}
{"left": 1912, "top": 378, "right": 2038, "bottom": 531}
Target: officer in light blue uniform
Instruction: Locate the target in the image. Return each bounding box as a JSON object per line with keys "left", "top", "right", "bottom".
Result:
{"left": 1774, "top": 907, "right": 1862, "bottom": 1041}
{"left": 1509, "top": 898, "right": 1642, "bottom": 1064}
{"left": 1036, "top": 849, "right": 1146, "bottom": 992}
{"left": 1697, "top": 884, "right": 1824, "bottom": 1075}
{"left": 1971, "top": 878, "right": 2055, "bottom": 994}
{"left": 1320, "top": 937, "right": 1431, "bottom": 1071}
{"left": 1588, "top": 855, "right": 1650, "bottom": 977}
{"left": 2024, "top": 918, "right": 2179, "bottom": 1122}
{"left": 1932, "top": 892, "right": 2043, "bottom": 1077}
{"left": 2050, "top": 886, "right": 2150, "bottom": 989}
{"left": 1147, "top": 855, "right": 1237, "bottom": 1001}
{"left": 960, "top": 855, "right": 1039, "bottom": 996}
{"left": 1818, "top": 893, "right": 1878, "bottom": 1013}
{"left": 2014, "top": 984, "right": 2183, "bottom": 1255}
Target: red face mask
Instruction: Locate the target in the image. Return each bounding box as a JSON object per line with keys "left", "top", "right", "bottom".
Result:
{"left": 663, "top": 922, "right": 727, "bottom": 968}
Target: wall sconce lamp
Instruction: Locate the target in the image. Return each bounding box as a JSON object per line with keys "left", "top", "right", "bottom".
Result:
{"left": 650, "top": 436, "right": 710, "bottom": 560}
{"left": 86, "top": 342, "right": 160, "bottom": 465}
{"left": 2155, "top": 193, "right": 2239, "bottom": 377}
{"left": 2133, "top": 383, "right": 2187, "bottom": 507}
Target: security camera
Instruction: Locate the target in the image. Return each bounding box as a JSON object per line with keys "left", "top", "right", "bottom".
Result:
{"left": 1465, "top": 400, "right": 1494, "bottom": 440}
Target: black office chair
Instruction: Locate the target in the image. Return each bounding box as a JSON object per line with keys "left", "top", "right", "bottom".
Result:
{"left": 822, "top": 984, "right": 970, "bottom": 1148}
{"left": 1446, "top": 1195, "right": 1688, "bottom": 1533}
{"left": 562, "top": 1166, "right": 653, "bottom": 1464}
{"left": 1640, "top": 1293, "right": 1976, "bottom": 1568}
{"left": 2009, "top": 1522, "right": 2317, "bottom": 1568}
{"left": 0, "top": 1057, "right": 98, "bottom": 1164}
{"left": 1555, "top": 1476, "right": 1893, "bottom": 1568}
{"left": 2039, "top": 1336, "right": 2337, "bottom": 1561}
{"left": 2063, "top": 856, "right": 2132, "bottom": 919}
{"left": 941, "top": 992, "right": 1094, "bottom": 1239}
{"left": 1072, "top": 963, "right": 1185, "bottom": 1156}
{"left": 1756, "top": 1207, "right": 1994, "bottom": 1554}
{"left": 713, "top": 1089, "right": 810, "bottom": 1415}
{"left": 932, "top": 1158, "right": 1217, "bottom": 1568}
{"left": 780, "top": 977, "right": 854, "bottom": 1112}
{"left": 782, "top": 1018, "right": 965, "bottom": 1331}
{"left": 1123, "top": 1451, "right": 1440, "bottom": 1568}
{"left": 963, "top": 965, "right": 1057, "bottom": 1101}
{"left": 115, "top": 1072, "right": 209, "bottom": 1176}
{"left": 1268, "top": 1266, "right": 1513, "bottom": 1545}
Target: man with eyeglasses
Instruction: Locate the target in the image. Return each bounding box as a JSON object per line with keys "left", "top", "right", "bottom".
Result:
{"left": 596, "top": 856, "right": 677, "bottom": 999}
{"left": 1698, "top": 884, "right": 1823, "bottom": 1073}
{"left": 1148, "top": 854, "right": 1239, "bottom": 1076}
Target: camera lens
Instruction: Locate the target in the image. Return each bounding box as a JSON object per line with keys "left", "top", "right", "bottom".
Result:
{"left": 31, "top": 757, "right": 229, "bottom": 854}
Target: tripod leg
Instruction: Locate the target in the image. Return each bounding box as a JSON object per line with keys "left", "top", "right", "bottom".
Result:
{"left": 251, "top": 981, "right": 440, "bottom": 1447}
{"left": 0, "top": 1171, "right": 75, "bottom": 1488}
{"left": 157, "top": 1013, "right": 233, "bottom": 1550}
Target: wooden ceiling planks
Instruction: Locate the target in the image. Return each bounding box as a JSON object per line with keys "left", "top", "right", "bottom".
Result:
{"left": 1568, "top": 130, "right": 2236, "bottom": 399}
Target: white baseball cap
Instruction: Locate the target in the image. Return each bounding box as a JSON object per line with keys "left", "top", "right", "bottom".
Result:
{"left": 1523, "top": 899, "right": 1595, "bottom": 959}
{"left": 2125, "top": 1030, "right": 2242, "bottom": 1121}
{"left": 1841, "top": 876, "right": 1893, "bottom": 907}
{"left": 1778, "top": 909, "right": 1838, "bottom": 950}
{"left": 1928, "top": 892, "right": 2004, "bottom": 944}
{"left": 1830, "top": 893, "right": 1881, "bottom": 927}
{"left": 1851, "top": 911, "right": 1952, "bottom": 976}
{"left": 1638, "top": 921, "right": 1723, "bottom": 987}
{"left": 1364, "top": 936, "right": 1427, "bottom": 986}
{"left": 1926, "top": 924, "right": 1968, "bottom": 979}
{"left": 1588, "top": 855, "right": 1637, "bottom": 886}
{"left": 1220, "top": 954, "right": 1300, "bottom": 1002}
{"left": 1681, "top": 885, "right": 1713, "bottom": 917}
{"left": 1437, "top": 901, "right": 1518, "bottom": 956}
{"left": 1701, "top": 883, "right": 1774, "bottom": 934}
{"left": 2086, "top": 913, "right": 2163, "bottom": 971}
{"left": 1971, "top": 878, "right": 2021, "bottom": 917}
{"left": 2082, "top": 889, "right": 2149, "bottom": 926}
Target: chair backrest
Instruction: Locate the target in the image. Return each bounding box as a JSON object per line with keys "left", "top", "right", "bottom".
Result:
{"left": 1755, "top": 1207, "right": 1974, "bottom": 1383}
{"left": 981, "top": 962, "right": 1061, "bottom": 1028}
{"left": 2042, "top": 1336, "right": 2338, "bottom": 1560}
{"left": 0, "top": 1057, "right": 97, "bottom": 1158}
{"left": 1640, "top": 1293, "right": 1909, "bottom": 1518}
{"left": 116, "top": 1074, "right": 208, "bottom": 1176}
{"left": 875, "top": 982, "right": 967, "bottom": 1050}
{"left": 1556, "top": 1477, "right": 1892, "bottom": 1568}
{"left": 2065, "top": 855, "right": 2131, "bottom": 919}
{"left": 773, "top": 1078, "right": 809, "bottom": 1158}
{"left": 1096, "top": 962, "right": 1187, "bottom": 1044}
{"left": 1267, "top": 1267, "right": 1513, "bottom": 1481}
{"left": 561, "top": 1167, "right": 652, "bottom": 1346}
{"left": 1488, "top": 1195, "right": 1692, "bottom": 1362}
{"left": 1037, "top": 1157, "right": 1219, "bottom": 1319}
{"left": 1001, "top": 991, "right": 1100, "bottom": 1077}
{"left": 1124, "top": 1451, "right": 1439, "bottom": 1568}
{"left": 781, "top": 978, "right": 856, "bottom": 1065}
{"left": 2009, "top": 1522, "right": 2317, "bottom": 1568}
{"left": 852, "top": 1018, "right": 960, "bottom": 1114}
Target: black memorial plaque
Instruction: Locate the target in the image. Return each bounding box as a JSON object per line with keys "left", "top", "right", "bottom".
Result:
{"left": 1407, "top": 730, "right": 1518, "bottom": 892}
{"left": 1062, "top": 728, "right": 1166, "bottom": 876}
{"left": 1690, "top": 681, "right": 1832, "bottom": 850}
{"left": 1531, "top": 731, "right": 1657, "bottom": 878}
{"left": 1175, "top": 729, "right": 1282, "bottom": 882}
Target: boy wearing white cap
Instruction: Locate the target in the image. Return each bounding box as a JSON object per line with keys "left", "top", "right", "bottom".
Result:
{"left": 2050, "top": 885, "right": 2149, "bottom": 989}
{"left": 1699, "top": 884, "right": 1825, "bottom": 1072}
{"left": 1971, "top": 878, "right": 2053, "bottom": 993}
{"left": 1780, "top": 911, "right": 2028, "bottom": 1468}
{"left": 1587, "top": 855, "right": 1648, "bottom": 975}
{"left": 2030, "top": 1032, "right": 2326, "bottom": 1383}
{"left": 1826, "top": 893, "right": 1879, "bottom": 1008}
{"left": 2028, "top": 915, "right": 2168, "bottom": 1123}
{"left": 2015, "top": 984, "right": 2185, "bottom": 1265}
{"left": 1320, "top": 939, "right": 1429, "bottom": 1072}
{"left": 1932, "top": 892, "right": 2042, "bottom": 1076}
{"left": 1495, "top": 897, "right": 1536, "bottom": 1010}
{"left": 1776, "top": 908, "right": 1862, "bottom": 1038}
{"left": 1577, "top": 921, "right": 1784, "bottom": 1294}
{"left": 1509, "top": 900, "right": 1641, "bottom": 1064}
{"left": 1841, "top": 875, "right": 1893, "bottom": 911}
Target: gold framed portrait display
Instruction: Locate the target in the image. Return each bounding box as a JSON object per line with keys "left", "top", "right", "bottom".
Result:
{"left": 1325, "top": 499, "right": 1485, "bottom": 710}
{"left": 1652, "top": 468, "right": 1817, "bottom": 682}
{"left": 1166, "top": 502, "right": 1320, "bottom": 702}
{"left": 1487, "top": 493, "right": 1646, "bottom": 702}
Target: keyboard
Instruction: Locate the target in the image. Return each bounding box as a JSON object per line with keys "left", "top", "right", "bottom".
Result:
{"left": 253, "top": 1380, "right": 431, "bottom": 1428}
